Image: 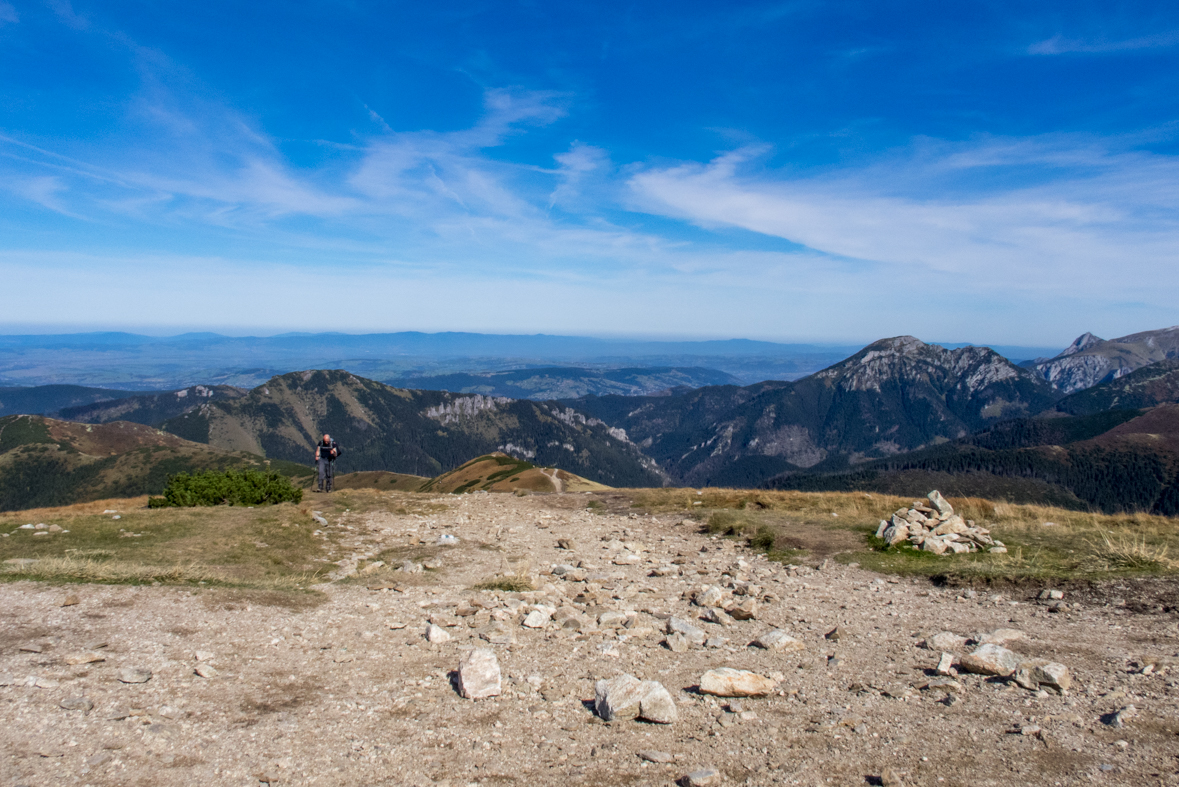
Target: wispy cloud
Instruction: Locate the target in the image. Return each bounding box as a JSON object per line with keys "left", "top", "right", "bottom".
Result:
{"left": 0, "top": 1, "right": 18, "bottom": 25}
{"left": 1029, "top": 30, "right": 1179, "bottom": 55}
{"left": 626, "top": 137, "right": 1179, "bottom": 294}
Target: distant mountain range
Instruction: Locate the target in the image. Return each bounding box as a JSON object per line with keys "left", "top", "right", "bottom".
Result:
{"left": 567, "top": 336, "right": 1061, "bottom": 487}
{"left": 157, "top": 370, "right": 664, "bottom": 488}
{"left": 1030, "top": 325, "right": 1179, "bottom": 393}
{"left": 2, "top": 326, "right": 1178, "bottom": 514}
{"left": 57, "top": 385, "right": 247, "bottom": 424}
{"left": 0, "top": 384, "right": 136, "bottom": 418}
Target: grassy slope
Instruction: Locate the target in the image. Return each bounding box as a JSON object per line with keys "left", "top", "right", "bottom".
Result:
{"left": 419, "top": 452, "right": 608, "bottom": 493}
{"left": 625, "top": 487, "right": 1179, "bottom": 583}
{"left": 4, "top": 486, "right": 1175, "bottom": 591}
{"left": 0, "top": 415, "right": 312, "bottom": 512}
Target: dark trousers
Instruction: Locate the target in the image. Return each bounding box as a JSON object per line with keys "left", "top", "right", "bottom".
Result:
{"left": 317, "top": 458, "right": 334, "bottom": 491}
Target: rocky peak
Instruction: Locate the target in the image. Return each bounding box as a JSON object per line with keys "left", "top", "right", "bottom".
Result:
{"left": 1034, "top": 325, "right": 1179, "bottom": 394}
{"left": 1056, "top": 332, "right": 1103, "bottom": 358}
{"left": 817, "top": 337, "right": 1024, "bottom": 395}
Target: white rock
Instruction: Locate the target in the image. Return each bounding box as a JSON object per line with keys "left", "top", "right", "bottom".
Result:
{"left": 936, "top": 652, "right": 955, "bottom": 676}
{"left": 594, "top": 674, "right": 645, "bottom": 721}
{"left": 457, "top": 648, "right": 502, "bottom": 700}
{"left": 425, "top": 624, "right": 451, "bottom": 643}
{"left": 594, "top": 674, "right": 678, "bottom": 723}
{"left": 751, "top": 629, "right": 805, "bottom": 652}
{"left": 685, "top": 767, "right": 722, "bottom": 786}
{"left": 699, "top": 668, "right": 777, "bottom": 697}
{"left": 926, "top": 631, "right": 967, "bottom": 652}
{"left": 522, "top": 609, "right": 550, "bottom": 628}
{"left": 959, "top": 644, "right": 1021, "bottom": 677}
{"left": 927, "top": 490, "right": 954, "bottom": 517}
{"left": 117, "top": 667, "right": 152, "bottom": 684}
{"left": 695, "top": 586, "right": 724, "bottom": 607}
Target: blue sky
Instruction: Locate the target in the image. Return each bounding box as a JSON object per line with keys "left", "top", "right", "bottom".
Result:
{"left": 1, "top": 1, "right": 1177, "bottom": 345}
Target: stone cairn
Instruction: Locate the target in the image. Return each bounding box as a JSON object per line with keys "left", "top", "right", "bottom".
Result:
{"left": 875, "top": 490, "right": 1006, "bottom": 555}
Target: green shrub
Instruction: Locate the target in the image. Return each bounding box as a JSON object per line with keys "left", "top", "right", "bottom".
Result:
{"left": 749, "top": 525, "right": 776, "bottom": 551}
{"left": 148, "top": 469, "right": 303, "bottom": 508}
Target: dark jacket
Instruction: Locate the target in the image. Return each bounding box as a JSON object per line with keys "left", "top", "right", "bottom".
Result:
{"left": 316, "top": 439, "right": 341, "bottom": 461}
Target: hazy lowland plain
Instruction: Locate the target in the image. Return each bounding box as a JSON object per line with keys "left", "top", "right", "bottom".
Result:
{"left": 1, "top": 327, "right": 1178, "bottom": 786}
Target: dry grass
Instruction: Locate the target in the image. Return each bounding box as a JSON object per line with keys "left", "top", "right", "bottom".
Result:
{"left": 623, "top": 487, "right": 1179, "bottom": 582}
{"left": 473, "top": 575, "right": 535, "bottom": 592}
{"left": 0, "top": 556, "right": 226, "bottom": 584}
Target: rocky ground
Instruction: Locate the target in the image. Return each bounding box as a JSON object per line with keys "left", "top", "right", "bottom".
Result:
{"left": 2, "top": 491, "right": 1178, "bottom": 787}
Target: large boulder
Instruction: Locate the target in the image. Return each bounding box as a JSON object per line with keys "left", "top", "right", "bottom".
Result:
{"left": 594, "top": 674, "right": 678, "bottom": 723}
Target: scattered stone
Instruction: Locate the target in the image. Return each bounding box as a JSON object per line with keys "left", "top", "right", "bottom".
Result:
{"left": 936, "top": 652, "right": 955, "bottom": 676}
{"left": 881, "top": 766, "right": 905, "bottom": 787}
{"left": 594, "top": 674, "right": 677, "bottom": 723}
{"left": 598, "top": 610, "right": 627, "bottom": 628}
{"left": 557, "top": 538, "right": 575, "bottom": 550}
{"left": 116, "top": 667, "right": 152, "bottom": 684}
{"left": 64, "top": 652, "right": 105, "bottom": 665}
{"left": 639, "top": 750, "right": 676, "bottom": 763}
{"left": 665, "top": 633, "right": 690, "bottom": 652}
{"left": 980, "top": 628, "right": 1025, "bottom": 646}
{"left": 1105, "top": 705, "right": 1137, "bottom": 728}
{"left": 824, "top": 627, "right": 840, "bottom": 641}
{"left": 1014, "top": 661, "right": 1071, "bottom": 693}
{"left": 725, "top": 598, "right": 757, "bottom": 620}
{"left": 479, "top": 624, "right": 515, "bottom": 645}
{"left": 926, "top": 632, "right": 967, "bottom": 652}
{"left": 399, "top": 560, "right": 424, "bottom": 574}
{"left": 751, "top": 629, "right": 805, "bottom": 652}
{"left": 194, "top": 664, "right": 219, "bottom": 678}
{"left": 1039, "top": 589, "right": 1065, "bottom": 601}
{"left": 194, "top": 650, "right": 215, "bottom": 662}
{"left": 684, "top": 767, "right": 722, "bottom": 786}
{"left": 457, "top": 648, "right": 502, "bottom": 700}
{"left": 522, "top": 609, "right": 551, "bottom": 628}
{"left": 59, "top": 697, "right": 93, "bottom": 713}
{"left": 425, "top": 624, "right": 451, "bottom": 644}
{"left": 61, "top": 594, "right": 80, "bottom": 607}
{"left": 695, "top": 586, "right": 724, "bottom": 607}
{"left": 667, "top": 617, "right": 706, "bottom": 646}
{"left": 959, "top": 644, "right": 1021, "bottom": 677}
{"left": 699, "top": 668, "right": 777, "bottom": 697}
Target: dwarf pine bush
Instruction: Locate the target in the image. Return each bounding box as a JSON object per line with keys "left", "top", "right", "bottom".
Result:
{"left": 148, "top": 469, "right": 303, "bottom": 508}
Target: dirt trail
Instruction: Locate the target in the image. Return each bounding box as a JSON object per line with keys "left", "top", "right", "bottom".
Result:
{"left": 1, "top": 492, "right": 1177, "bottom": 786}
{"left": 541, "top": 468, "right": 565, "bottom": 493}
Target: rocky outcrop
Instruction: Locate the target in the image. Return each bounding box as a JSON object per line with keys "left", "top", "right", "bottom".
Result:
{"left": 1034, "top": 326, "right": 1179, "bottom": 393}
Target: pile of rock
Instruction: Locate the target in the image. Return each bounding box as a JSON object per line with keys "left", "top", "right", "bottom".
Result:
{"left": 875, "top": 490, "right": 1005, "bottom": 555}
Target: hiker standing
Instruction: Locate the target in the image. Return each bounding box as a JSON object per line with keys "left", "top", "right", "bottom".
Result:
{"left": 315, "top": 433, "right": 341, "bottom": 492}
